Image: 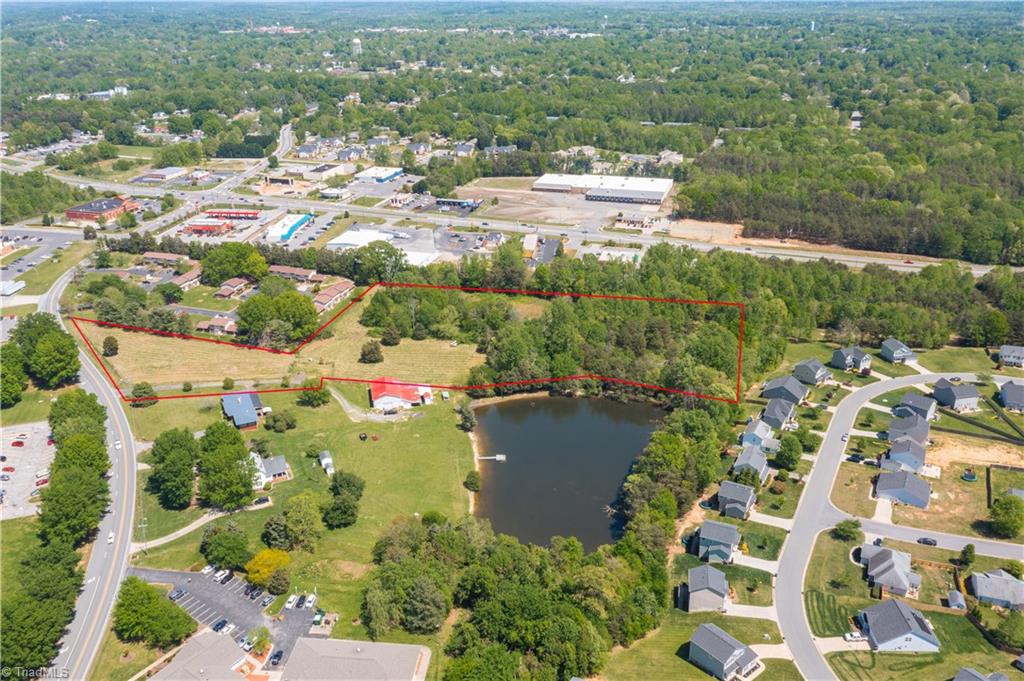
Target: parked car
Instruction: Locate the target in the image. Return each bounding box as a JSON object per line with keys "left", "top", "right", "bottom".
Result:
{"left": 243, "top": 584, "right": 255, "bottom": 597}
{"left": 201, "top": 565, "right": 216, "bottom": 575}
{"left": 917, "top": 537, "right": 938, "bottom": 546}
{"left": 240, "top": 638, "right": 254, "bottom": 652}
{"left": 10, "top": 441, "right": 24, "bottom": 448}
{"left": 219, "top": 570, "right": 234, "bottom": 584}
{"left": 168, "top": 588, "right": 185, "bottom": 601}
{"left": 284, "top": 594, "right": 298, "bottom": 609}
{"left": 213, "top": 569, "right": 228, "bottom": 581}
{"left": 35, "top": 478, "right": 49, "bottom": 487}
{"left": 249, "top": 588, "right": 263, "bottom": 601}
{"left": 0, "top": 475, "right": 10, "bottom": 482}
{"left": 212, "top": 619, "right": 228, "bottom": 633}
{"left": 270, "top": 650, "right": 284, "bottom": 666}
{"left": 841, "top": 433, "right": 849, "bottom": 442}
{"left": 305, "top": 594, "right": 317, "bottom": 609}
{"left": 35, "top": 468, "right": 49, "bottom": 479}
{"left": 296, "top": 593, "right": 307, "bottom": 609}
{"left": 843, "top": 632, "right": 865, "bottom": 642}
{"left": 847, "top": 454, "right": 864, "bottom": 463}
{"left": 2, "top": 467, "right": 14, "bottom": 473}
{"left": 253, "top": 496, "right": 270, "bottom": 505}
{"left": 16, "top": 433, "right": 28, "bottom": 440}
{"left": 261, "top": 595, "right": 275, "bottom": 608}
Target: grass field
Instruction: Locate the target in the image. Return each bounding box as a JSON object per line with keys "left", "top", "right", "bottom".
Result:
{"left": 1, "top": 245, "right": 38, "bottom": 265}
{"left": 671, "top": 553, "right": 774, "bottom": 606}
{"left": 179, "top": 285, "right": 241, "bottom": 312}
{"left": 0, "top": 385, "right": 66, "bottom": 426}
{"left": 352, "top": 195, "right": 383, "bottom": 207}
{"left": 804, "top": 532, "right": 874, "bottom": 637}
{"left": 891, "top": 460, "right": 1001, "bottom": 539}
{"left": 867, "top": 350, "right": 920, "bottom": 377}
{"left": 134, "top": 467, "right": 206, "bottom": 541}
{"left": 114, "top": 144, "right": 159, "bottom": 159}
{"left": 916, "top": 347, "right": 998, "bottom": 374}
{"left": 830, "top": 462, "right": 878, "bottom": 519}
{"left": 756, "top": 476, "right": 804, "bottom": 519}
{"left": 602, "top": 611, "right": 781, "bottom": 681}
{"left": 89, "top": 625, "right": 164, "bottom": 681}
{"left": 826, "top": 612, "right": 1015, "bottom": 681}
{"left": 0, "top": 303, "right": 37, "bottom": 316}
{"left": 16, "top": 240, "right": 94, "bottom": 294}
{"left": 0, "top": 517, "right": 40, "bottom": 605}
{"left": 126, "top": 395, "right": 222, "bottom": 441}
{"left": 470, "top": 177, "right": 537, "bottom": 190}
{"left": 716, "top": 516, "right": 788, "bottom": 560}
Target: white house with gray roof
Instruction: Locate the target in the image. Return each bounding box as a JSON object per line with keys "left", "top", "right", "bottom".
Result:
{"left": 887, "top": 414, "right": 930, "bottom": 446}
{"left": 875, "top": 470, "right": 932, "bottom": 509}
{"left": 250, "top": 452, "right": 290, "bottom": 489}
{"left": 894, "top": 393, "right": 937, "bottom": 421}
{"left": 832, "top": 346, "right": 871, "bottom": 373}
{"left": 687, "top": 623, "right": 760, "bottom": 680}
{"left": 881, "top": 337, "right": 918, "bottom": 364}
{"left": 793, "top": 358, "right": 832, "bottom": 385}
{"left": 856, "top": 599, "right": 940, "bottom": 652}
{"left": 1000, "top": 381, "right": 1024, "bottom": 412}
{"left": 697, "top": 520, "right": 741, "bottom": 563}
{"left": 933, "top": 378, "right": 981, "bottom": 412}
{"left": 999, "top": 344, "right": 1024, "bottom": 368}
{"left": 761, "top": 398, "right": 796, "bottom": 430}
{"left": 717, "top": 480, "right": 756, "bottom": 519}
{"left": 880, "top": 439, "right": 926, "bottom": 474}
{"left": 762, "top": 375, "right": 808, "bottom": 404}
{"left": 968, "top": 569, "right": 1024, "bottom": 611}
{"left": 734, "top": 445, "right": 770, "bottom": 485}
{"left": 740, "top": 420, "right": 779, "bottom": 452}
{"left": 683, "top": 565, "right": 730, "bottom": 612}
{"left": 859, "top": 543, "right": 921, "bottom": 597}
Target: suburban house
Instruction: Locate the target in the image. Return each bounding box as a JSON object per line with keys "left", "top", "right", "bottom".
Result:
{"left": 887, "top": 414, "right": 930, "bottom": 446}
{"left": 953, "top": 669, "right": 1009, "bottom": 681}
{"left": 793, "top": 358, "right": 832, "bottom": 386}
{"left": 283, "top": 636, "right": 432, "bottom": 681}
{"left": 859, "top": 543, "right": 921, "bottom": 597}
{"left": 318, "top": 450, "right": 335, "bottom": 476}
{"left": 831, "top": 346, "right": 872, "bottom": 373}
{"left": 881, "top": 338, "right": 918, "bottom": 364}
{"left": 1000, "top": 381, "right": 1024, "bottom": 411}
{"left": 856, "top": 599, "right": 940, "bottom": 653}
{"left": 740, "top": 419, "right": 779, "bottom": 452}
{"left": 696, "top": 520, "right": 741, "bottom": 563}
{"left": 762, "top": 375, "right": 808, "bottom": 404}
{"left": 221, "top": 393, "right": 263, "bottom": 430}
{"left": 880, "top": 439, "right": 926, "bottom": 474}
{"left": 933, "top": 378, "right": 980, "bottom": 412}
{"left": 761, "top": 398, "right": 796, "bottom": 430}
{"left": 682, "top": 565, "right": 730, "bottom": 612}
{"left": 215, "top": 277, "right": 250, "bottom": 299}
{"left": 313, "top": 279, "right": 355, "bottom": 313}
{"left": 250, "top": 452, "right": 290, "bottom": 489}
{"left": 734, "top": 445, "right": 770, "bottom": 485}
{"left": 195, "top": 315, "right": 237, "bottom": 335}
{"left": 170, "top": 266, "right": 202, "bottom": 291}
{"left": 894, "top": 393, "right": 937, "bottom": 421}
{"left": 947, "top": 590, "right": 967, "bottom": 610}
{"left": 144, "top": 251, "right": 193, "bottom": 268}
{"left": 686, "top": 623, "right": 760, "bottom": 681}
{"left": 269, "top": 264, "right": 326, "bottom": 283}
{"left": 717, "top": 480, "right": 756, "bottom": 519}
{"left": 999, "top": 345, "right": 1024, "bottom": 368}
{"left": 875, "top": 470, "right": 932, "bottom": 509}
{"left": 968, "top": 570, "right": 1024, "bottom": 610}
{"left": 370, "top": 377, "right": 434, "bottom": 411}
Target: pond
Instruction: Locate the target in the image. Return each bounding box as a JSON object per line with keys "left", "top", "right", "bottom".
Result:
{"left": 473, "top": 396, "right": 663, "bottom": 551}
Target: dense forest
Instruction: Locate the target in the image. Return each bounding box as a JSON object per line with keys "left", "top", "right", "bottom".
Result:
{"left": 0, "top": 171, "right": 95, "bottom": 224}
{"left": 3, "top": 3, "right": 1022, "bottom": 262}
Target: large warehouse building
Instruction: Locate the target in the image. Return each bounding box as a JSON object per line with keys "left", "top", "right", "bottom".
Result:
{"left": 532, "top": 173, "right": 673, "bottom": 204}
{"left": 65, "top": 196, "right": 139, "bottom": 223}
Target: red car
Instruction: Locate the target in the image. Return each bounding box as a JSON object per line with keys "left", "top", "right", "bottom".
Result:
{"left": 903, "top": 259, "right": 914, "bottom": 264}
{"left": 2, "top": 466, "right": 14, "bottom": 473}
{"left": 35, "top": 478, "right": 49, "bottom": 487}
{"left": 46, "top": 438, "right": 55, "bottom": 446}
{"left": 10, "top": 441, "right": 24, "bottom": 448}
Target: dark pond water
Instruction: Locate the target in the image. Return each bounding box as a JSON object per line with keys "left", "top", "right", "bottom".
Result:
{"left": 473, "top": 396, "right": 662, "bottom": 551}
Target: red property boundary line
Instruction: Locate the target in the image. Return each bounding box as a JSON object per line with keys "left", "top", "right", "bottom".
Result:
{"left": 69, "top": 282, "right": 746, "bottom": 405}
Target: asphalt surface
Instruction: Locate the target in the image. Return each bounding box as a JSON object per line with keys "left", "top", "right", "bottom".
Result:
{"left": 0, "top": 422, "right": 56, "bottom": 519}
{"left": 775, "top": 371, "right": 1024, "bottom": 681}
{"left": 1, "top": 227, "right": 84, "bottom": 285}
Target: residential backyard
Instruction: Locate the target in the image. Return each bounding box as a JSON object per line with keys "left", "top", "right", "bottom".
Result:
{"left": 891, "top": 459, "right": 994, "bottom": 539}
{"left": 179, "top": 285, "right": 242, "bottom": 312}
{"left": 671, "top": 554, "right": 774, "bottom": 607}
{"left": 756, "top": 476, "right": 804, "bottom": 519}
{"left": 716, "top": 516, "right": 788, "bottom": 560}
{"left": 804, "top": 532, "right": 874, "bottom": 637}
{"left": 830, "top": 462, "right": 878, "bottom": 519}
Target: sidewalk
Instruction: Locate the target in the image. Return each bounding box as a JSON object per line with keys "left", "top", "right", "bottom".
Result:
{"left": 130, "top": 510, "right": 226, "bottom": 554}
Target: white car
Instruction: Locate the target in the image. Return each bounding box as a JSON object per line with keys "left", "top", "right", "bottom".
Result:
{"left": 213, "top": 569, "right": 228, "bottom": 581}
{"left": 222, "top": 623, "right": 236, "bottom": 636}
{"left": 114, "top": 440, "right": 122, "bottom": 450}
{"left": 35, "top": 469, "right": 50, "bottom": 479}
{"left": 843, "top": 632, "right": 865, "bottom": 642}
{"left": 841, "top": 433, "right": 849, "bottom": 442}
{"left": 201, "top": 565, "right": 215, "bottom": 575}
{"left": 107, "top": 531, "right": 115, "bottom": 544}
{"left": 305, "top": 594, "right": 317, "bottom": 609}
{"left": 284, "top": 594, "right": 298, "bottom": 610}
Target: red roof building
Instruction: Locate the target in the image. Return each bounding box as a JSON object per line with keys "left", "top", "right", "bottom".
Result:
{"left": 65, "top": 196, "right": 139, "bottom": 224}
{"left": 370, "top": 377, "right": 433, "bottom": 410}
{"left": 313, "top": 279, "right": 355, "bottom": 313}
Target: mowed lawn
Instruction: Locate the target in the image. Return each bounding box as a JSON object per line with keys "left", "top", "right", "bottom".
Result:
{"left": 715, "top": 516, "right": 788, "bottom": 560}
{"left": 804, "top": 532, "right": 874, "bottom": 637}
{"left": 90, "top": 626, "right": 163, "bottom": 681}
{"left": 0, "top": 385, "right": 68, "bottom": 426}
{"left": 827, "top": 612, "right": 1016, "bottom": 681}
{"left": 0, "top": 517, "right": 40, "bottom": 604}
{"left": 134, "top": 467, "right": 205, "bottom": 541}
{"left": 891, "top": 460, "right": 1003, "bottom": 539}
{"left": 831, "top": 462, "right": 878, "bottom": 519}
{"left": 671, "top": 553, "right": 774, "bottom": 606}
{"left": 126, "top": 395, "right": 222, "bottom": 441}
{"left": 76, "top": 322, "right": 294, "bottom": 387}
{"left": 16, "top": 240, "right": 94, "bottom": 294}
{"left": 179, "top": 285, "right": 240, "bottom": 312}
{"left": 602, "top": 610, "right": 782, "bottom": 680}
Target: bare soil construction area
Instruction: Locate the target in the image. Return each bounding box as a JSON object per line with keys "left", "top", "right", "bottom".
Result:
{"left": 926, "top": 434, "right": 1024, "bottom": 468}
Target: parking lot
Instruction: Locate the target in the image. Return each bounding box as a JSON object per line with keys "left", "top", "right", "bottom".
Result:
{"left": 284, "top": 210, "right": 338, "bottom": 250}
{"left": 0, "top": 421, "right": 56, "bottom": 519}
{"left": 128, "top": 566, "right": 316, "bottom": 668}
{"left": 1, "top": 228, "right": 84, "bottom": 285}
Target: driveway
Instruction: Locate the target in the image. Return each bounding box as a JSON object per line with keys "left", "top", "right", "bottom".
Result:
{"left": 732, "top": 553, "right": 779, "bottom": 574}
{"left": 725, "top": 602, "right": 779, "bottom": 622}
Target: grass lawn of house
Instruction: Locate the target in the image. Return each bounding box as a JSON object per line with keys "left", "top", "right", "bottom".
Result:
{"left": 891, "top": 460, "right": 994, "bottom": 539}
{"left": 991, "top": 466, "right": 1024, "bottom": 499}
{"left": 756, "top": 476, "right": 804, "bottom": 519}
{"left": 866, "top": 350, "right": 920, "bottom": 378}
{"left": 797, "top": 405, "right": 832, "bottom": 430}
{"left": 830, "top": 462, "right": 878, "bottom": 519}
{"left": 715, "top": 516, "right": 787, "bottom": 560}
{"left": 179, "top": 284, "right": 242, "bottom": 312}
{"left": 602, "top": 611, "right": 782, "bottom": 681}
{"left": 933, "top": 401, "right": 1024, "bottom": 441}
{"left": 671, "top": 553, "right": 774, "bottom": 606}
{"left": 134, "top": 466, "right": 206, "bottom": 542}
{"left": 804, "top": 532, "right": 875, "bottom": 637}
{"left": 826, "top": 612, "right": 1016, "bottom": 681}
{"left": 870, "top": 387, "right": 926, "bottom": 410}
{"left": 916, "top": 346, "right": 997, "bottom": 374}
{"left": 15, "top": 240, "right": 94, "bottom": 294}
{"left": 126, "top": 395, "right": 223, "bottom": 441}
{"left": 1, "top": 303, "right": 38, "bottom": 317}
{"left": 89, "top": 626, "right": 165, "bottom": 681}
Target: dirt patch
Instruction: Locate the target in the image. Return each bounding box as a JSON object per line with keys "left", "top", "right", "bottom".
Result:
{"left": 667, "top": 496, "right": 708, "bottom": 567}
{"left": 456, "top": 180, "right": 664, "bottom": 226}
{"left": 332, "top": 560, "right": 372, "bottom": 579}
{"left": 666, "top": 218, "right": 744, "bottom": 243}
{"left": 927, "top": 435, "right": 1024, "bottom": 468}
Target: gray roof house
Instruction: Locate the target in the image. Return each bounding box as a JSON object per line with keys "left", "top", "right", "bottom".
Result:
{"left": 859, "top": 543, "right": 921, "bottom": 597}
{"left": 832, "top": 346, "right": 871, "bottom": 372}
{"left": 717, "top": 480, "right": 756, "bottom": 519}
{"left": 682, "top": 565, "right": 729, "bottom": 612}
{"left": 793, "top": 358, "right": 833, "bottom": 385}
{"left": 283, "top": 636, "right": 432, "bottom": 681}
{"left": 953, "top": 668, "right": 1010, "bottom": 681}
{"left": 999, "top": 344, "right": 1024, "bottom": 368}
{"left": 761, "top": 398, "right": 796, "bottom": 430}
{"left": 875, "top": 470, "right": 932, "bottom": 509}
{"left": 881, "top": 337, "right": 918, "bottom": 364}
{"left": 894, "top": 393, "right": 937, "bottom": 421}
{"left": 968, "top": 570, "right": 1024, "bottom": 610}
{"left": 221, "top": 393, "right": 263, "bottom": 429}
{"left": 697, "top": 520, "right": 741, "bottom": 564}
{"left": 880, "top": 439, "right": 926, "bottom": 474}
{"left": 251, "top": 453, "right": 290, "bottom": 489}
{"left": 933, "top": 378, "right": 980, "bottom": 412}
{"left": 887, "top": 414, "right": 930, "bottom": 445}
{"left": 687, "top": 623, "right": 760, "bottom": 680}
{"left": 1000, "top": 380, "right": 1024, "bottom": 411}
{"left": 740, "top": 419, "right": 779, "bottom": 452}
{"left": 762, "top": 375, "right": 808, "bottom": 404}
{"left": 947, "top": 590, "right": 967, "bottom": 610}
{"left": 734, "top": 445, "right": 770, "bottom": 485}
{"left": 856, "top": 599, "right": 940, "bottom": 653}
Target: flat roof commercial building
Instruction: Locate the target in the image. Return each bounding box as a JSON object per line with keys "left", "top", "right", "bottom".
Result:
{"left": 354, "top": 166, "right": 404, "bottom": 183}
{"left": 65, "top": 196, "right": 139, "bottom": 223}
{"left": 266, "top": 213, "right": 313, "bottom": 242}
{"left": 532, "top": 173, "right": 673, "bottom": 204}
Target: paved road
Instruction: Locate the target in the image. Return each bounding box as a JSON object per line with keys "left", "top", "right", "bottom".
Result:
{"left": 45, "top": 265, "right": 138, "bottom": 680}
{"left": 775, "top": 372, "right": 1024, "bottom": 681}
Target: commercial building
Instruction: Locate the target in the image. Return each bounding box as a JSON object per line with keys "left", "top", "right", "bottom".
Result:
{"left": 265, "top": 213, "right": 313, "bottom": 242}
{"left": 65, "top": 196, "right": 139, "bottom": 224}
{"left": 327, "top": 229, "right": 394, "bottom": 251}
{"left": 283, "top": 637, "right": 431, "bottom": 681}
{"left": 354, "top": 166, "right": 404, "bottom": 183}
{"left": 532, "top": 173, "right": 673, "bottom": 204}
{"left": 137, "top": 166, "right": 187, "bottom": 182}
{"left": 304, "top": 163, "right": 348, "bottom": 183}
{"left": 151, "top": 630, "right": 246, "bottom": 681}
{"left": 183, "top": 218, "right": 234, "bottom": 236}
{"left": 206, "top": 209, "right": 260, "bottom": 221}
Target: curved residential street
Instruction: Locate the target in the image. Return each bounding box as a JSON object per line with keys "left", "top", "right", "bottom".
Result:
{"left": 776, "top": 371, "right": 1024, "bottom": 681}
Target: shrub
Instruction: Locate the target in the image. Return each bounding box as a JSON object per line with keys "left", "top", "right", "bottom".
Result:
{"left": 463, "top": 470, "right": 481, "bottom": 492}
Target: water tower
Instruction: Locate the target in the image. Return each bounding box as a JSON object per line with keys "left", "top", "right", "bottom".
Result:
{"left": 352, "top": 38, "right": 362, "bottom": 57}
